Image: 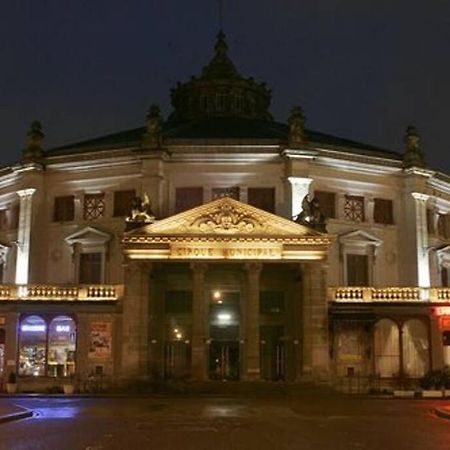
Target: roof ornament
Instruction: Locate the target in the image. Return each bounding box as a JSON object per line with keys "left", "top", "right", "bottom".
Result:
{"left": 142, "top": 104, "right": 162, "bottom": 149}
{"left": 126, "top": 193, "right": 157, "bottom": 230}
{"left": 293, "top": 194, "right": 327, "bottom": 232}
{"left": 288, "top": 106, "right": 307, "bottom": 148}
{"left": 403, "top": 125, "right": 426, "bottom": 168}
{"left": 23, "top": 120, "right": 44, "bottom": 161}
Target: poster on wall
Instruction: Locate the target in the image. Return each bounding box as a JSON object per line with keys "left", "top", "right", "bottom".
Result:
{"left": 338, "top": 329, "right": 363, "bottom": 362}
{"left": 88, "top": 322, "right": 112, "bottom": 360}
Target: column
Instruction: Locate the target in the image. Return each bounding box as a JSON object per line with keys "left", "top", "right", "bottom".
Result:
{"left": 301, "top": 262, "right": 329, "bottom": 379}
{"left": 120, "top": 260, "right": 151, "bottom": 380}
{"left": 411, "top": 192, "right": 430, "bottom": 288}
{"left": 243, "top": 262, "right": 262, "bottom": 380}
{"left": 191, "top": 262, "right": 207, "bottom": 380}
{"left": 287, "top": 177, "right": 313, "bottom": 219}
{"left": 15, "top": 188, "right": 36, "bottom": 284}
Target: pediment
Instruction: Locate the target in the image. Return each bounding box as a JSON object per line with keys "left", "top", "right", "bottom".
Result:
{"left": 65, "top": 226, "right": 111, "bottom": 246}
{"left": 126, "top": 197, "right": 324, "bottom": 238}
{"left": 339, "top": 230, "right": 382, "bottom": 247}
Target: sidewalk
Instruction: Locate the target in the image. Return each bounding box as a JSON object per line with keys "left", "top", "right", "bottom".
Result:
{"left": 0, "top": 400, "right": 33, "bottom": 424}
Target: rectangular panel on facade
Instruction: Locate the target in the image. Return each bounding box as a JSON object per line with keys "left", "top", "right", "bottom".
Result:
{"left": 54, "top": 196, "right": 75, "bottom": 222}
{"left": 175, "top": 187, "right": 203, "bottom": 213}
{"left": 374, "top": 198, "right": 394, "bottom": 225}
{"left": 314, "top": 191, "right": 336, "bottom": 219}
{"left": 113, "top": 190, "right": 135, "bottom": 217}
{"left": 248, "top": 188, "right": 275, "bottom": 213}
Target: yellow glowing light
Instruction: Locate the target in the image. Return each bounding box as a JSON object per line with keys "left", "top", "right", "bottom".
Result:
{"left": 176, "top": 333, "right": 182, "bottom": 339}
{"left": 213, "top": 291, "right": 221, "bottom": 299}
{"left": 174, "top": 328, "right": 179, "bottom": 333}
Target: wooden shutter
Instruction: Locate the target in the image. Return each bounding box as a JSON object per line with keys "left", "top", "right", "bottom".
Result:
{"left": 79, "top": 253, "right": 102, "bottom": 284}
{"left": 54, "top": 196, "right": 75, "bottom": 222}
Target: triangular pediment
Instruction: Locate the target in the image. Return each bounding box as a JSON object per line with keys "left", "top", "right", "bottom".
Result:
{"left": 65, "top": 226, "right": 111, "bottom": 245}
{"left": 339, "top": 230, "right": 382, "bottom": 247}
{"left": 126, "top": 197, "right": 324, "bottom": 238}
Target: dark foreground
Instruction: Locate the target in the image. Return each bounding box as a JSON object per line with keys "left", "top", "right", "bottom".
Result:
{"left": 0, "top": 394, "right": 449, "bottom": 450}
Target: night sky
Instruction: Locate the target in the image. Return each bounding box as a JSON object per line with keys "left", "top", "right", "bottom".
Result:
{"left": 2, "top": 1, "right": 450, "bottom": 172}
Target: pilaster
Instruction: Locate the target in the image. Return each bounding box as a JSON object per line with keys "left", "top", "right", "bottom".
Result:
{"left": 287, "top": 177, "right": 313, "bottom": 219}
{"left": 15, "top": 188, "right": 36, "bottom": 284}
{"left": 412, "top": 192, "right": 430, "bottom": 287}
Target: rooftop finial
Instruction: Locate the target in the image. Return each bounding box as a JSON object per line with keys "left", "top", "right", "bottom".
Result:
{"left": 142, "top": 104, "right": 163, "bottom": 149}
{"left": 403, "top": 125, "right": 426, "bottom": 168}
{"left": 288, "top": 106, "right": 307, "bottom": 148}
{"left": 23, "top": 120, "right": 44, "bottom": 161}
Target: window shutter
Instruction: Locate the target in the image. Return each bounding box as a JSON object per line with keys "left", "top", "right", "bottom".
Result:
{"left": 54, "top": 196, "right": 75, "bottom": 222}
{"left": 79, "top": 253, "right": 102, "bottom": 284}
{"left": 374, "top": 199, "right": 394, "bottom": 225}
{"left": 247, "top": 188, "right": 275, "bottom": 213}
{"left": 347, "top": 254, "right": 369, "bottom": 286}
{"left": 314, "top": 191, "right": 336, "bottom": 219}
{"left": 113, "top": 190, "right": 135, "bottom": 217}
{"left": 175, "top": 187, "right": 203, "bottom": 213}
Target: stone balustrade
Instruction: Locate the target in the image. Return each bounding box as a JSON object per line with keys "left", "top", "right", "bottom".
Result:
{"left": 0, "top": 284, "right": 123, "bottom": 301}
{"left": 329, "top": 286, "right": 450, "bottom": 303}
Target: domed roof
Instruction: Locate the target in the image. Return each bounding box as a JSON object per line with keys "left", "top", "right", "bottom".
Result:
{"left": 169, "top": 31, "right": 272, "bottom": 122}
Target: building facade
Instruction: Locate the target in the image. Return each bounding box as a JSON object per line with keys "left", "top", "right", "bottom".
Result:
{"left": 1, "top": 32, "right": 450, "bottom": 390}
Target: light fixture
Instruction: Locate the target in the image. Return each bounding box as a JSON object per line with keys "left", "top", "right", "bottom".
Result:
{"left": 213, "top": 290, "right": 221, "bottom": 300}
{"left": 217, "top": 313, "right": 232, "bottom": 323}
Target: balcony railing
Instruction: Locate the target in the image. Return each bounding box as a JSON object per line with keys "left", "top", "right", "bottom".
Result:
{"left": 329, "top": 286, "right": 450, "bottom": 303}
{"left": 0, "top": 284, "right": 123, "bottom": 302}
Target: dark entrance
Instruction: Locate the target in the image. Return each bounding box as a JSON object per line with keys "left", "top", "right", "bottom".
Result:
{"left": 260, "top": 325, "right": 285, "bottom": 380}
{"left": 209, "top": 341, "right": 240, "bottom": 380}
{"left": 164, "top": 341, "right": 191, "bottom": 379}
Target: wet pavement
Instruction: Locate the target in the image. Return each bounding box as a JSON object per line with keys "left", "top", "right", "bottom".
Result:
{"left": 0, "top": 395, "right": 449, "bottom": 449}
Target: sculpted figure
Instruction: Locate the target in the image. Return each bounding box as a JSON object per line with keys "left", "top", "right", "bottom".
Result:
{"left": 126, "top": 193, "right": 156, "bottom": 224}
{"left": 294, "top": 194, "right": 327, "bottom": 232}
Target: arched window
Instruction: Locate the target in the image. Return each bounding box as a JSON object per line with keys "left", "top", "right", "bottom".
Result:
{"left": 48, "top": 316, "right": 76, "bottom": 378}
{"left": 19, "top": 315, "right": 47, "bottom": 376}
{"left": 18, "top": 314, "right": 77, "bottom": 377}
{"left": 374, "top": 319, "right": 400, "bottom": 377}
{"left": 402, "top": 319, "right": 429, "bottom": 378}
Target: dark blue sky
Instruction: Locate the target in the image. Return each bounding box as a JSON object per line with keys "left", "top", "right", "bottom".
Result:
{"left": 2, "top": 1, "right": 450, "bottom": 172}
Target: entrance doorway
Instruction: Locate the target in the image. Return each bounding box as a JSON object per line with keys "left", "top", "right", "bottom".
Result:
{"left": 209, "top": 341, "right": 239, "bottom": 380}
{"left": 260, "top": 326, "right": 285, "bottom": 380}
{"left": 164, "top": 341, "right": 191, "bottom": 379}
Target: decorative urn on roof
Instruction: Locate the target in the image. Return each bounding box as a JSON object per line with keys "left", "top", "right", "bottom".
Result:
{"left": 22, "top": 120, "right": 44, "bottom": 162}
{"left": 403, "top": 125, "right": 426, "bottom": 168}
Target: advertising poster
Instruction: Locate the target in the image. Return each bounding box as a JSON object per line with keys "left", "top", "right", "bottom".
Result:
{"left": 89, "top": 322, "right": 112, "bottom": 360}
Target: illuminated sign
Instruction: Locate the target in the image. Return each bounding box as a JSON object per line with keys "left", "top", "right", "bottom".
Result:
{"left": 21, "top": 324, "right": 46, "bottom": 332}
{"left": 170, "top": 244, "right": 282, "bottom": 260}
{"left": 434, "top": 306, "right": 450, "bottom": 316}
{"left": 55, "top": 325, "right": 70, "bottom": 333}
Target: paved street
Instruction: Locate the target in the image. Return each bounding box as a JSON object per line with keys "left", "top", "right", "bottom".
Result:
{"left": 0, "top": 395, "right": 449, "bottom": 450}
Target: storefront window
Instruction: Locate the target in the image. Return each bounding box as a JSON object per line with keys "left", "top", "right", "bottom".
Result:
{"left": 18, "top": 315, "right": 77, "bottom": 377}
{"left": 19, "top": 315, "right": 47, "bottom": 376}
{"left": 48, "top": 316, "right": 76, "bottom": 377}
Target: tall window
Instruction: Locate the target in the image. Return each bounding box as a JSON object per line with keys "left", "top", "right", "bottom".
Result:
{"left": 54, "top": 196, "right": 75, "bottom": 222}
{"left": 79, "top": 253, "right": 102, "bottom": 284}
{"left": 346, "top": 254, "right": 369, "bottom": 286}
{"left": 344, "top": 195, "right": 365, "bottom": 222}
{"left": 113, "top": 190, "right": 135, "bottom": 217}
{"left": 374, "top": 198, "right": 394, "bottom": 225}
{"left": 18, "top": 315, "right": 47, "bottom": 376}
{"left": 84, "top": 193, "right": 105, "bottom": 221}
{"left": 314, "top": 191, "right": 336, "bottom": 219}
{"left": 175, "top": 187, "right": 203, "bottom": 213}
{"left": 248, "top": 188, "right": 275, "bottom": 213}
{"left": 18, "top": 315, "right": 76, "bottom": 377}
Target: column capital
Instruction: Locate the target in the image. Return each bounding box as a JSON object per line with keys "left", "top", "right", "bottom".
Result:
{"left": 16, "top": 188, "right": 36, "bottom": 198}
{"left": 411, "top": 192, "right": 429, "bottom": 203}
{"left": 287, "top": 176, "right": 313, "bottom": 188}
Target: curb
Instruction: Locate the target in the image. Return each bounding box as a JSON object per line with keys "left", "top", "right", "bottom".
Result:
{"left": 435, "top": 407, "right": 450, "bottom": 420}
{"left": 0, "top": 409, "right": 33, "bottom": 425}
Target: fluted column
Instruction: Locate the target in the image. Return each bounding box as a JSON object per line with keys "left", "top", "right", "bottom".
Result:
{"left": 243, "top": 262, "right": 262, "bottom": 380}
{"left": 191, "top": 262, "right": 208, "bottom": 380}
{"left": 15, "top": 188, "right": 36, "bottom": 284}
